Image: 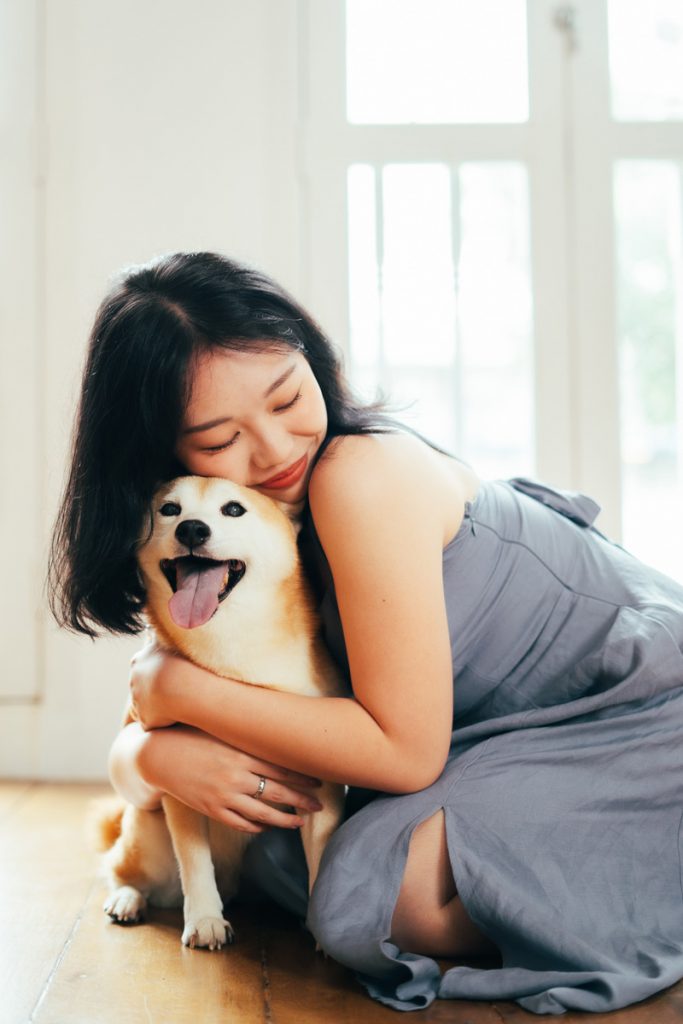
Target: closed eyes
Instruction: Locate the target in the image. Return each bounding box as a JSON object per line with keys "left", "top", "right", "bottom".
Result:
{"left": 274, "top": 389, "right": 304, "bottom": 414}
{"left": 201, "top": 390, "right": 303, "bottom": 454}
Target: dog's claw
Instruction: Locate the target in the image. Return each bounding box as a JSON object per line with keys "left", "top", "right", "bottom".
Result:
{"left": 104, "top": 886, "right": 147, "bottom": 924}
{"left": 182, "top": 916, "right": 234, "bottom": 950}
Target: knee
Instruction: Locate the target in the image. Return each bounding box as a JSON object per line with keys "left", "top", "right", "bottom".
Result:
{"left": 306, "top": 892, "right": 374, "bottom": 971}
{"left": 305, "top": 832, "right": 375, "bottom": 969}
{"left": 304, "top": 794, "right": 422, "bottom": 968}
{"left": 305, "top": 859, "right": 347, "bottom": 956}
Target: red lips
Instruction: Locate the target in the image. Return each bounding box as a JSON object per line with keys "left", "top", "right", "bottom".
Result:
{"left": 260, "top": 454, "right": 308, "bottom": 489}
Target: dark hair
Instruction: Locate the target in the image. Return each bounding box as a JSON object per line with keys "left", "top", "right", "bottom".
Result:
{"left": 48, "top": 251, "right": 450, "bottom": 639}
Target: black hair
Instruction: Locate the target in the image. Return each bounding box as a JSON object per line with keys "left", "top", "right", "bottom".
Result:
{"left": 47, "top": 251, "right": 452, "bottom": 638}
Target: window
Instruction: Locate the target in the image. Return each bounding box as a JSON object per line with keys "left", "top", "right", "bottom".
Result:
{"left": 303, "top": 0, "right": 683, "bottom": 581}
{"left": 348, "top": 161, "right": 533, "bottom": 478}
{"left": 346, "top": 0, "right": 528, "bottom": 124}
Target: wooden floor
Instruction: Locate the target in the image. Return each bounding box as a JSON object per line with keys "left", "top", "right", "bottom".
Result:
{"left": 2, "top": 782, "right": 683, "bottom": 1024}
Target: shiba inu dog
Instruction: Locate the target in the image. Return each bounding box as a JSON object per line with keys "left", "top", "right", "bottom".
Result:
{"left": 96, "top": 475, "right": 346, "bottom": 950}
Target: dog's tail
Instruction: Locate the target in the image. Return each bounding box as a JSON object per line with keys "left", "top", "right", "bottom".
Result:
{"left": 86, "top": 794, "right": 127, "bottom": 852}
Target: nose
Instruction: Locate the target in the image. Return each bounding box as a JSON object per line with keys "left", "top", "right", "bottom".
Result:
{"left": 251, "top": 424, "right": 293, "bottom": 471}
{"left": 175, "top": 519, "right": 211, "bottom": 549}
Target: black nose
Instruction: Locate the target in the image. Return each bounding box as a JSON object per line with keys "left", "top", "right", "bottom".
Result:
{"left": 175, "top": 519, "right": 211, "bottom": 549}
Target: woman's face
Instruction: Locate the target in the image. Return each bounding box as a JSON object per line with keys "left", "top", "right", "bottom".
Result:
{"left": 175, "top": 346, "right": 328, "bottom": 505}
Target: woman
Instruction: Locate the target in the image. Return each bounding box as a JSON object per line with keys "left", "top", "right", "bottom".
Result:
{"left": 49, "top": 251, "right": 683, "bottom": 1014}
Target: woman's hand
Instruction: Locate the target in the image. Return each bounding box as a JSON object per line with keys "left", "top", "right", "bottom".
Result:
{"left": 137, "top": 724, "right": 324, "bottom": 834}
{"left": 129, "top": 638, "right": 181, "bottom": 730}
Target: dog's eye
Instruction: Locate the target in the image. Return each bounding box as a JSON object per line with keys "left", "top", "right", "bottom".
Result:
{"left": 159, "top": 502, "right": 181, "bottom": 517}
{"left": 221, "top": 501, "right": 246, "bottom": 517}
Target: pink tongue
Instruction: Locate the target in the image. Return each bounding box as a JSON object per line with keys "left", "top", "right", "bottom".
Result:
{"left": 168, "top": 560, "right": 230, "bottom": 629}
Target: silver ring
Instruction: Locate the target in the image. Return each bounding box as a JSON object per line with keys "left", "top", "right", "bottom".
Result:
{"left": 252, "top": 776, "right": 266, "bottom": 800}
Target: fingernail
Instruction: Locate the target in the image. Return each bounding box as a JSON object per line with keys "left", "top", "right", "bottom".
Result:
{"left": 310, "top": 801, "right": 323, "bottom": 811}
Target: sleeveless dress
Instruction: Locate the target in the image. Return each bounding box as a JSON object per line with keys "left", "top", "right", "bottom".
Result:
{"left": 240, "top": 476, "right": 683, "bottom": 1014}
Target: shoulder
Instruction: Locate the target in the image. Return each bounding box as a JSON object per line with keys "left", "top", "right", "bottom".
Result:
{"left": 310, "top": 431, "right": 445, "bottom": 504}
{"left": 308, "top": 431, "right": 472, "bottom": 551}
{"left": 313, "top": 430, "right": 431, "bottom": 481}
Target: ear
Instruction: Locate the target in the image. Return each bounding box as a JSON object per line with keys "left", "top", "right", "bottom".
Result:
{"left": 271, "top": 498, "right": 306, "bottom": 536}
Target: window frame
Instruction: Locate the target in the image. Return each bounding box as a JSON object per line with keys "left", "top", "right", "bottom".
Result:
{"left": 300, "top": 0, "right": 683, "bottom": 543}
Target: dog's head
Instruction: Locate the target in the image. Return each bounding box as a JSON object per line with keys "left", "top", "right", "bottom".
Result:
{"left": 136, "top": 476, "right": 301, "bottom": 631}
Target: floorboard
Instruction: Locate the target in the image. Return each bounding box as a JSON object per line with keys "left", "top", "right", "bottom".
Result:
{"left": 2, "top": 782, "right": 682, "bottom": 1023}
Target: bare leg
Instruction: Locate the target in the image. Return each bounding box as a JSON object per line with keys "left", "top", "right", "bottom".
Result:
{"left": 390, "top": 809, "right": 497, "bottom": 959}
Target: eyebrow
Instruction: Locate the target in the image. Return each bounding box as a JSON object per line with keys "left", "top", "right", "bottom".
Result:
{"left": 182, "top": 362, "right": 298, "bottom": 435}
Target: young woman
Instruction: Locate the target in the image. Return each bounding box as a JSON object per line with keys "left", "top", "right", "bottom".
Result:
{"left": 49, "top": 251, "right": 683, "bottom": 1015}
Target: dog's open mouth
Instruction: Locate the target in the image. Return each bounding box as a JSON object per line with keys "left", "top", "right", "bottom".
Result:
{"left": 160, "top": 556, "right": 246, "bottom": 630}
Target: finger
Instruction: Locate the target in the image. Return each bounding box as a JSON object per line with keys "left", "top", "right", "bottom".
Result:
{"left": 248, "top": 780, "right": 323, "bottom": 814}
{"left": 213, "top": 808, "right": 268, "bottom": 834}
{"left": 244, "top": 759, "right": 322, "bottom": 788}
{"left": 232, "top": 795, "right": 305, "bottom": 830}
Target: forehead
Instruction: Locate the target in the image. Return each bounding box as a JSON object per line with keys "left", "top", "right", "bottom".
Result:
{"left": 184, "top": 346, "right": 298, "bottom": 420}
{"left": 156, "top": 475, "right": 244, "bottom": 503}
{"left": 153, "top": 475, "right": 282, "bottom": 522}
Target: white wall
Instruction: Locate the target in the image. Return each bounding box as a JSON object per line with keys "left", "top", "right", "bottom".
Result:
{"left": 0, "top": 0, "right": 306, "bottom": 779}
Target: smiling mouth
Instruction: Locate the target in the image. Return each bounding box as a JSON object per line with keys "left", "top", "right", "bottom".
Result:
{"left": 261, "top": 454, "right": 307, "bottom": 488}
{"left": 160, "top": 555, "right": 246, "bottom": 629}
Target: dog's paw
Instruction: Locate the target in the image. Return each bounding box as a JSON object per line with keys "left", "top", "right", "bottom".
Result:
{"left": 104, "top": 885, "right": 147, "bottom": 924}
{"left": 181, "top": 916, "right": 235, "bottom": 950}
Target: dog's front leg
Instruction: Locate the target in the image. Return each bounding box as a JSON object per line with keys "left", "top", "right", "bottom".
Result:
{"left": 161, "top": 795, "right": 233, "bottom": 950}
{"left": 299, "top": 781, "right": 346, "bottom": 895}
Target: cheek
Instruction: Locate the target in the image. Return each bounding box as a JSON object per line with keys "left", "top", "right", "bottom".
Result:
{"left": 200, "top": 451, "right": 250, "bottom": 485}
{"left": 177, "top": 446, "right": 242, "bottom": 482}
{"left": 305, "top": 385, "right": 328, "bottom": 432}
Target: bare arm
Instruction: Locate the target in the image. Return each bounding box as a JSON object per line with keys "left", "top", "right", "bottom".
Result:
{"left": 153, "top": 435, "right": 459, "bottom": 794}
{"left": 108, "top": 721, "right": 163, "bottom": 809}
{"left": 107, "top": 718, "right": 326, "bottom": 832}
{"left": 166, "top": 671, "right": 416, "bottom": 792}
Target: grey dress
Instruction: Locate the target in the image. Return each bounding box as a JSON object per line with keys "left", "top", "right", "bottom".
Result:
{"left": 240, "top": 476, "right": 683, "bottom": 1014}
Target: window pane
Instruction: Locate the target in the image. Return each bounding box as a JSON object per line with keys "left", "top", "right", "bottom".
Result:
{"left": 348, "top": 165, "right": 381, "bottom": 367}
{"left": 346, "top": 0, "right": 528, "bottom": 124}
{"left": 614, "top": 161, "right": 683, "bottom": 582}
{"left": 608, "top": 0, "right": 683, "bottom": 121}
{"left": 347, "top": 161, "right": 534, "bottom": 479}
{"left": 381, "top": 164, "right": 456, "bottom": 367}
{"left": 458, "top": 163, "right": 534, "bottom": 479}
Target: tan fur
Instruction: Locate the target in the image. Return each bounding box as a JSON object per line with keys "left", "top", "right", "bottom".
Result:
{"left": 109, "top": 818, "right": 151, "bottom": 891}
{"left": 277, "top": 564, "right": 319, "bottom": 646}
{"left": 100, "top": 476, "right": 346, "bottom": 949}
{"left": 87, "top": 796, "right": 125, "bottom": 852}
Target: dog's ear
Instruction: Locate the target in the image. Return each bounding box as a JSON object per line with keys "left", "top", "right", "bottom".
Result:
{"left": 271, "top": 498, "right": 306, "bottom": 536}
